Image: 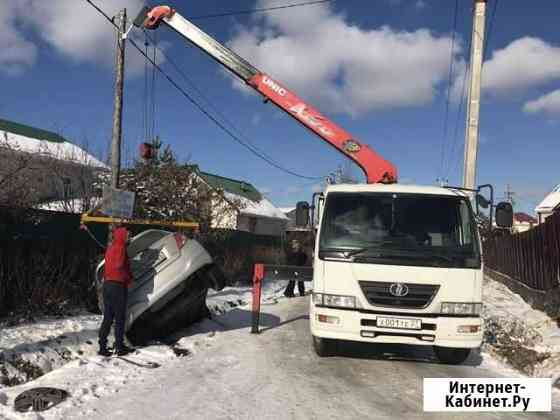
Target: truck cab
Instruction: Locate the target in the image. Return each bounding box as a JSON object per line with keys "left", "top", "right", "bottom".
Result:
{"left": 307, "top": 183, "right": 511, "bottom": 364}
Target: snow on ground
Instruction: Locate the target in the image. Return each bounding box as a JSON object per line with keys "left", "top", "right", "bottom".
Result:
{"left": 1, "top": 276, "right": 559, "bottom": 418}
{"left": 482, "top": 275, "right": 560, "bottom": 383}
{"left": 0, "top": 280, "right": 288, "bottom": 400}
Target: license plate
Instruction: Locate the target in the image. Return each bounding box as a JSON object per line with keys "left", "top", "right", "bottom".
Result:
{"left": 376, "top": 316, "right": 421, "bottom": 330}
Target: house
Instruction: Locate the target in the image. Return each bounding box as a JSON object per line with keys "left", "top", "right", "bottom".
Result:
{"left": 195, "top": 169, "right": 288, "bottom": 236}
{"left": 279, "top": 207, "right": 296, "bottom": 229}
{"left": 0, "top": 118, "right": 107, "bottom": 208}
{"left": 513, "top": 212, "right": 537, "bottom": 233}
{"left": 535, "top": 184, "right": 560, "bottom": 224}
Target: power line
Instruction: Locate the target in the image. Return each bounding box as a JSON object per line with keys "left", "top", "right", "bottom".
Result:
{"left": 129, "top": 39, "right": 321, "bottom": 180}
{"left": 438, "top": 0, "right": 459, "bottom": 183}
{"left": 187, "top": 0, "right": 335, "bottom": 21}
{"left": 484, "top": 0, "right": 499, "bottom": 62}
{"left": 135, "top": 30, "right": 321, "bottom": 180}
{"left": 84, "top": 0, "right": 322, "bottom": 180}
{"left": 140, "top": 28, "right": 283, "bottom": 167}
{"left": 444, "top": 1, "right": 473, "bottom": 181}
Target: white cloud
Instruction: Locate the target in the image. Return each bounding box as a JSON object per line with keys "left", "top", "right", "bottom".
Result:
{"left": 0, "top": 1, "right": 37, "bottom": 75}
{"left": 524, "top": 90, "right": 560, "bottom": 116}
{"left": 0, "top": 0, "right": 164, "bottom": 76}
{"left": 452, "top": 37, "right": 560, "bottom": 98}
{"left": 227, "top": 0, "right": 458, "bottom": 116}
{"left": 483, "top": 37, "right": 560, "bottom": 93}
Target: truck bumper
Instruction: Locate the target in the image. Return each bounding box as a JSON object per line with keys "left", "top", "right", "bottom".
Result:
{"left": 310, "top": 305, "right": 483, "bottom": 349}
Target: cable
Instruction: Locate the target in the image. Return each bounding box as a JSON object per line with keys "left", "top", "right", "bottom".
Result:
{"left": 84, "top": 0, "right": 322, "bottom": 180}
{"left": 438, "top": 0, "right": 459, "bottom": 182}
{"left": 140, "top": 28, "right": 288, "bottom": 167}
{"left": 143, "top": 33, "right": 149, "bottom": 141}
{"left": 151, "top": 31, "right": 157, "bottom": 142}
{"left": 187, "top": 0, "right": 335, "bottom": 21}
{"left": 444, "top": 1, "right": 473, "bottom": 182}
{"left": 483, "top": 0, "right": 499, "bottom": 63}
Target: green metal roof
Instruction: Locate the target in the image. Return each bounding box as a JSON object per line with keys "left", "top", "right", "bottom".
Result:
{"left": 197, "top": 170, "right": 262, "bottom": 202}
{"left": 0, "top": 118, "right": 68, "bottom": 143}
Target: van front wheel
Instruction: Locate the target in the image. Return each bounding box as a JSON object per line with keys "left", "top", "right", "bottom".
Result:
{"left": 434, "top": 346, "right": 471, "bottom": 365}
{"left": 313, "top": 336, "right": 338, "bottom": 357}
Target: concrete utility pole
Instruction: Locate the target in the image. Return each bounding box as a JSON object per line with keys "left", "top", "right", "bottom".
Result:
{"left": 110, "top": 8, "right": 127, "bottom": 190}
{"left": 505, "top": 184, "right": 516, "bottom": 206}
{"left": 463, "top": 0, "right": 487, "bottom": 189}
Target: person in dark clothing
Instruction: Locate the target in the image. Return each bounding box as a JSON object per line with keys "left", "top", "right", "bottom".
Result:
{"left": 284, "top": 240, "right": 307, "bottom": 298}
{"left": 99, "top": 226, "right": 134, "bottom": 356}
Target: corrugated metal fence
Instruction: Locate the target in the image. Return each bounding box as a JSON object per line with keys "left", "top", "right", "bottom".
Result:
{"left": 483, "top": 212, "right": 560, "bottom": 290}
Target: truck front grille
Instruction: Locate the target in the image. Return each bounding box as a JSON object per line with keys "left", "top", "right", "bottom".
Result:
{"left": 359, "top": 281, "right": 439, "bottom": 309}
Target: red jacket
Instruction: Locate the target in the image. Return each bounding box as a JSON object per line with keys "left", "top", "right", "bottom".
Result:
{"left": 104, "top": 227, "right": 133, "bottom": 287}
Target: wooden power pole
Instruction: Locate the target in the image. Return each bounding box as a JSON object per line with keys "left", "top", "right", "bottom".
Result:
{"left": 111, "top": 8, "right": 127, "bottom": 190}
{"left": 463, "top": 0, "right": 487, "bottom": 189}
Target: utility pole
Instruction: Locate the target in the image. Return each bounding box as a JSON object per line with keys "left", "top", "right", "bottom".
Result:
{"left": 110, "top": 8, "right": 127, "bottom": 190}
{"left": 505, "top": 184, "right": 516, "bottom": 206}
{"left": 463, "top": 0, "right": 487, "bottom": 189}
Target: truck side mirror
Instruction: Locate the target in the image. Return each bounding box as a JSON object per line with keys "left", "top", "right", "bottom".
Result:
{"left": 476, "top": 194, "right": 490, "bottom": 209}
{"left": 296, "top": 201, "right": 310, "bottom": 227}
{"left": 495, "top": 202, "right": 513, "bottom": 228}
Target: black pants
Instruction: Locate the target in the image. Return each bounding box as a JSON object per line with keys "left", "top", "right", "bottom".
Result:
{"left": 99, "top": 281, "right": 128, "bottom": 350}
{"left": 285, "top": 280, "right": 305, "bottom": 296}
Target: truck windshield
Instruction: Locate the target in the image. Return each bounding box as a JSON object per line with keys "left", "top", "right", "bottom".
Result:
{"left": 319, "top": 192, "right": 480, "bottom": 268}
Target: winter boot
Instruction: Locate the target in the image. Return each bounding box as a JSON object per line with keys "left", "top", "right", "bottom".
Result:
{"left": 116, "top": 345, "right": 135, "bottom": 356}
{"left": 98, "top": 347, "right": 112, "bottom": 357}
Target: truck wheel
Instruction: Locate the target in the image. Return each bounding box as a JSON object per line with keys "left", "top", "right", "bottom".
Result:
{"left": 434, "top": 346, "right": 471, "bottom": 365}
{"left": 313, "top": 336, "right": 338, "bottom": 357}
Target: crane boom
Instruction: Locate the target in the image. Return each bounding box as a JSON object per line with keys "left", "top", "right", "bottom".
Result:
{"left": 134, "top": 6, "right": 397, "bottom": 184}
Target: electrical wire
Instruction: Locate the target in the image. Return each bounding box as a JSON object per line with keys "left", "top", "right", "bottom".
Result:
{"left": 187, "top": 0, "right": 335, "bottom": 21}
{"left": 140, "top": 28, "right": 290, "bottom": 168}
{"left": 151, "top": 31, "right": 157, "bottom": 141}
{"left": 84, "top": 0, "right": 322, "bottom": 180}
{"left": 484, "top": 0, "right": 499, "bottom": 63}
{"left": 438, "top": 0, "right": 459, "bottom": 183}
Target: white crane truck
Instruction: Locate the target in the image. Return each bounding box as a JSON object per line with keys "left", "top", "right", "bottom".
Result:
{"left": 135, "top": 5, "right": 513, "bottom": 364}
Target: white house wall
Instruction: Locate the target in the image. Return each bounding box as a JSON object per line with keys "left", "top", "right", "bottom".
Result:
{"left": 237, "top": 214, "right": 287, "bottom": 236}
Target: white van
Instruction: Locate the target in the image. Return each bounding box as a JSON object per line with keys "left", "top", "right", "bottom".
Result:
{"left": 304, "top": 183, "right": 512, "bottom": 364}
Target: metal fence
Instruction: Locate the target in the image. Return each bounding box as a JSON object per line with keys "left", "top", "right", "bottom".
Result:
{"left": 483, "top": 212, "right": 560, "bottom": 291}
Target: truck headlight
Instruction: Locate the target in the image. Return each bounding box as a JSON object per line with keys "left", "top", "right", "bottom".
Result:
{"left": 323, "top": 294, "right": 356, "bottom": 308}
{"left": 441, "top": 302, "right": 482, "bottom": 316}
{"left": 312, "top": 293, "right": 324, "bottom": 305}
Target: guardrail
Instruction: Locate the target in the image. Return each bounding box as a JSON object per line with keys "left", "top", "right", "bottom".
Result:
{"left": 251, "top": 264, "right": 313, "bottom": 334}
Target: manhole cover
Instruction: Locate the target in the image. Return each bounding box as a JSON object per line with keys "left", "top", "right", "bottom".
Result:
{"left": 14, "top": 387, "right": 69, "bottom": 412}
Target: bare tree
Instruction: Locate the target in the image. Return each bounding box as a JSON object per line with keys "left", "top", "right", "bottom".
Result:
{"left": 0, "top": 132, "right": 40, "bottom": 207}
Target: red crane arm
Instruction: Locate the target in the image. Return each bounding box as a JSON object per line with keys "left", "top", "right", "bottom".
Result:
{"left": 134, "top": 6, "right": 397, "bottom": 184}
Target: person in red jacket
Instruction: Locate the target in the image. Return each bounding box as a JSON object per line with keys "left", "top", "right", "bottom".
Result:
{"left": 98, "top": 226, "right": 134, "bottom": 356}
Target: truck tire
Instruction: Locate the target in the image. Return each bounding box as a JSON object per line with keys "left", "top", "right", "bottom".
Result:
{"left": 313, "top": 336, "right": 338, "bottom": 357}
{"left": 434, "top": 346, "right": 471, "bottom": 365}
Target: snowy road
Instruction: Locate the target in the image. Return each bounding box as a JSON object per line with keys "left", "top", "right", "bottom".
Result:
{"left": 10, "top": 296, "right": 553, "bottom": 420}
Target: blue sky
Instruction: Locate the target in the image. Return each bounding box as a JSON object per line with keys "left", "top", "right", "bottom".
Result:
{"left": 1, "top": 0, "right": 559, "bottom": 213}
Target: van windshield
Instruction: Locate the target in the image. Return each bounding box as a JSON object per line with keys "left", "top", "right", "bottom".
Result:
{"left": 318, "top": 192, "right": 480, "bottom": 268}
